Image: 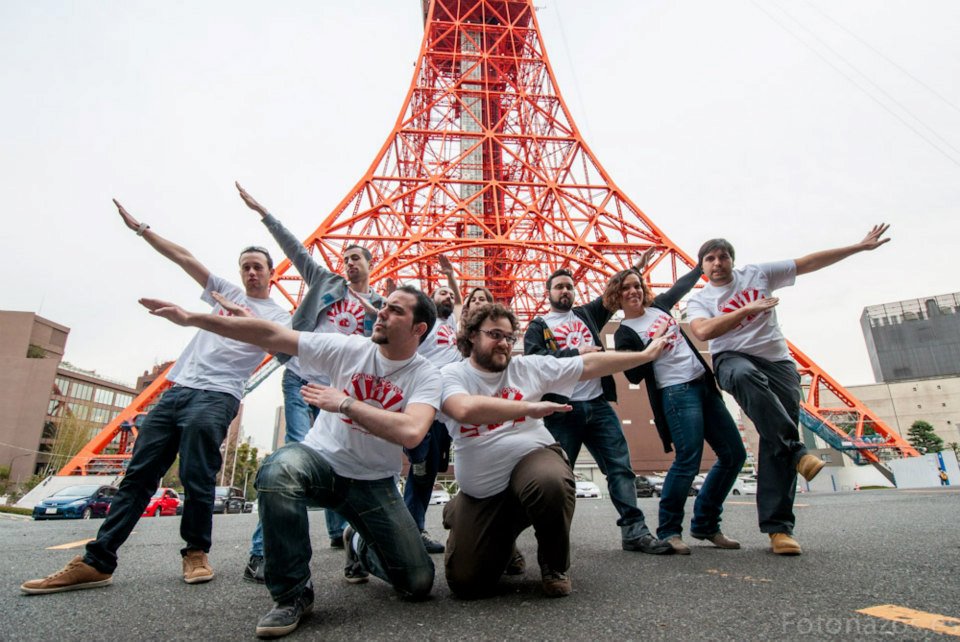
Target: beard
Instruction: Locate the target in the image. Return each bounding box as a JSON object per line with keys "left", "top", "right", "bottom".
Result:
{"left": 371, "top": 329, "right": 388, "bottom": 345}
{"left": 550, "top": 294, "right": 573, "bottom": 312}
{"left": 436, "top": 300, "right": 454, "bottom": 319}
{"left": 473, "top": 346, "right": 510, "bottom": 372}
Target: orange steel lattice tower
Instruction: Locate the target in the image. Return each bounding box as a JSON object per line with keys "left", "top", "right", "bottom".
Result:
{"left": 60, "top": 0, "right": 916, "bottom": 477}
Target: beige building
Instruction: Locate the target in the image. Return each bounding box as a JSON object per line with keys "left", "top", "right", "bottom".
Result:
{"left": 844, "top": 376, "right": 959, "bottom": 447}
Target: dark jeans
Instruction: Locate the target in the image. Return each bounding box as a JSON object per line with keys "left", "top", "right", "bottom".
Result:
{"left": 441, "top": 444, "right": 574, "bottom": 599}
{"left": 657, "top": 378, "right": 746, "bottom": 539}
{"left": 545, "top": 397, "right": 647, "bottom": 531}
{"left": 402, "top": 420, "right": 446, "bottom": 530}
{"left": 714, "top": 351, "right": 805, "bottom": 535}
{"left": 256, "top": 443, "right": 434, "bottom": 604}
{"left": 85, "top": 386, "right": 239, "bottom": 573}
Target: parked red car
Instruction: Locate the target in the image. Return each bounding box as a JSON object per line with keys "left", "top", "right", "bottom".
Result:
{"left": 142, "top": 487, "right": 181, "bottom": 517}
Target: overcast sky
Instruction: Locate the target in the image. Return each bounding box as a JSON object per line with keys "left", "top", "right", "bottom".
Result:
{"left": 2, "top": 1, "right": 957, "bottom": 453}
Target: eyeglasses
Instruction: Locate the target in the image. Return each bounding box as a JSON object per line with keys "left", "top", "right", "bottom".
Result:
{"left": 479, "top": 329, "right": 518, "bottom": 344}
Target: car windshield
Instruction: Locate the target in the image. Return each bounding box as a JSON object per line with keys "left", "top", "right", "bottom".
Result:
{"left": 215, "top": 487, "right": 228, "bottom": 497}
{"left": 52, "top": 485, "right": 100, "bottom": 497}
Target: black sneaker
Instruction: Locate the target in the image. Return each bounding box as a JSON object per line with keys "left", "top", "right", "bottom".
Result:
{"left": 622, "top": 533, "right": 674, "bottom": 555}
{"left": 503, "top": 547, "right": 526, "bottom": 576}
{"left": 243, "top": 554, "right": 265, "bottom": 584}
{"left": 420, "top": 530, "right": 445, "bottom": 554}
{"left": 342, "top": 526, "right": 369, "bottom": 584}
{"left": 329, "top": 536, "right": 345, "bottom": 549}
{"left": 255, "top": 580, "right": 314, "bottom": 638}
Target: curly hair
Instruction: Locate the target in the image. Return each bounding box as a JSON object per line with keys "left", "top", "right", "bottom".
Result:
{"left": 602, "top": 268, "right": 653, "bottom": 310}
{"left": 456, "top": 303, "right": 519, "bottom": 358}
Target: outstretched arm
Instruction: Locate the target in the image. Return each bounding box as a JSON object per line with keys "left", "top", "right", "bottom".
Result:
{"left": 139, "top": 298, "right": 299, "bottom": 355}
{"left": 301, "top": 384, "right": 435, "bottom": 448}
{"left": 114, "top": 199, "right": 210, "bottom": 288}
{"left": 579, "top": 334, "right": 668, "bottom": 380}
{"left": 688, "top": 297, "right": 779, "bottom": 342}
{"left": 437, "top": 255, "right": 463, "bottom": 305}
{"left": 442, "top": 394, "right": 571, "bottom": 425}
{"left": 794, "top": 223, "right": 890, "bottom": 276}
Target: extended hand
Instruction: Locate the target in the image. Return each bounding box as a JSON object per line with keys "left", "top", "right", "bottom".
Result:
{"left": 578, "top": 344, "right": 602, "bottom": 355}
{"left": 139, "top": 298, "right": 192, "bottom": 326}
{"left": 438, "top": 254, "right": 455, "bottom": 277}
{"left": 113, "top": 199, "right": 141, "bottom": 232}
{"left": 634, "top": 247, "right": 657, "bottom": 271}
{"left": 643, "top": 336, "right": 668, "bottom": 360}
{"left": 744, "top": 297, "right": 779, "bottom": 314}
{"left": 858, "top": 223, "right": 891, "bottom": 251}
{"left": 383, "top": 277, "right": 397, "bottom": 296}
{"left": 235, "top": 182, "right": 269, "bottom": 218}
{"left": 211, "top": 292, "right": 251, "bottom": 317}
{"left": 526, "top": 401, "right": 573, "bottom": 418}
{"left": 300, "top": 383, "right": 348, "bottom": 413}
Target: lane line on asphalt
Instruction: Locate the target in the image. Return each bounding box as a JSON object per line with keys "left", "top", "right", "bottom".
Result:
{"left": 47, "top": 538, "right": 96, "bottom": 550}
{"left": 857, "top": 605, "right": 960, "bottom": 637}
{"left": 706, "top": 569, "right": 772, "bottom": 584}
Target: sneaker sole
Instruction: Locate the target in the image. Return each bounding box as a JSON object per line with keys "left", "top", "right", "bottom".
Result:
{"left": 21, "top": 577, "right": 113, "bottom": 595}
{"left": 343, "top": 573, "right": 369, "bottom": 584}
{"left": 184, "top": 572, "right": 215, "bottom": 584}
{"left": 242, "top": 572, "right": 266, "bottom": 585}
{"left": 255, "top": 606, "right": 312, "bottom": 639}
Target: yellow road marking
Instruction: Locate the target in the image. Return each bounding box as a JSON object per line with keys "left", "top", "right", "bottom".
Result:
{"left": 47, "top": 538, "right": 95, "bottom": 550}
{"left": 706, "top": 568, "right": 772, "bottom": 584}
{"left": 857, "top": 605, "right": 960, "bottom": 637}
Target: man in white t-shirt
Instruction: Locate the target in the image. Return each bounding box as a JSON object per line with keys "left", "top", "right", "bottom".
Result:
{"left": 138, "top": 286, "right": 441, "bottom": 639}
{"left": 22, "top": 200, "right": 288, "bottom": 597}
{"left": 440, "top": 303, "right": 667, "bottom": 599}
{"left": 686, "top": 225, "right": 890, "bottom": 555}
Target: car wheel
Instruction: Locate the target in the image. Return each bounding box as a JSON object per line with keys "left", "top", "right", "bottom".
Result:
{"left": 154, "top": 507, "right": 162, "bottom": 517}
{"left": 82, "top": 508, "right": 92, "bottom": 519}
{"left": 732, "top": 489, "right": 741, "bottom": 495}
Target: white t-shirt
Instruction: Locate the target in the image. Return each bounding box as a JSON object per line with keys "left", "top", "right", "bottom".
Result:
{"left": 685, "top": 261, "right": 796, "bottom": 362}
{"left": 286, "top": 289, "right": 374, "bottom": 382}
{"left": 440, "top": 355, "right": 583, "bottom": 498}
{"left": 540, "top": 310, "right": 602, "bottom": 401}
{"left": 417, "top": 314, "right": 463, "bottom": 367}
{"left": 621, "top": 311, "right": 705, "bottom": 389}
{"left": 168, "top": 274, "right": 289, "bottom": 399}
{"left": 299, "top": 333, "right": 442, "bottom": 480}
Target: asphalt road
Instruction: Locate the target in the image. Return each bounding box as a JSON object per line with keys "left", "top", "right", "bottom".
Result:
{"left": 2, "top": 488, "right": 958, "bottom": 641}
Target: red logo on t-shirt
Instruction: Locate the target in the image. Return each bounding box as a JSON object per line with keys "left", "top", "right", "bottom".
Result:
{"left": 552, "top": 320, "right": 593, "bottom": 350}
{"left": 458, "top": 386, "right": 525, "bottom": 438}
{"left": 437, "top": 324, "right": 457, "bottom": 347}
{"left": 719, "top": 288, "right": 769, "bottom": 328}
{"left": 326, "top": 299, "right": 365, "bottom": 336}
{"left": 339, "top": 373, "right": 405, "bottom": 433}
{"left": 646, "top": 315, "right": 679, "bottom": 352}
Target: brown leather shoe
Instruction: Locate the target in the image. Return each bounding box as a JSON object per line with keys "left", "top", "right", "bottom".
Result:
{"left": 796, "top": 454, "right": 826, "bottom": 482}
{"left": 182, "top": 550, "right": 214, "bottom": 584}
{"left": 503, "top": 546, "right": 526, "bottom": 576}
{"left": 769, "top": 533, "right": 802, "bottom": 555}
{"left": 666, "top": 536, "right": 691, "bottom": 555}
{"left": 693, "top": 531, "right": 741, "bottom": 550}
{"left": 540, "top": 566, "right": 572, "bottom": 597}
{"left": 21, "top": 556, "right": 112, "bottom": 595}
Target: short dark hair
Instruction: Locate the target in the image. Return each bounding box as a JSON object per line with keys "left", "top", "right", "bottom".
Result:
{"left": 397, "top": 285, "right": 436, "bottom": 345}
{"left": 697, "top": 239, "right": 735, "bottom": 268}
{"left": 239, "top": 246, "right": 274, "bottom": 270}
{"left": 456, "top": 303, "right": 519, "bottom": 358}
{"left": 344, "top": 244, "right": 374, "bottom": 264}
{"left": 602, "top": 268, "right": 653, "bottom": 310}
{"left": 545, "top": 268, "right": 574, "bottom": 291}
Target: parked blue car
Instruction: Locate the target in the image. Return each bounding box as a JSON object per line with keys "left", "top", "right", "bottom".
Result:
{"left": 32, "top": 484, "right": 118, "bottom": 520}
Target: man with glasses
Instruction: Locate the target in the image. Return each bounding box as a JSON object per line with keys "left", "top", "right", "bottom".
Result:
{"left": 234, "top": 184, "right": 384, "bottom": 583}
{"left": 524, "top": 265, "right": 672, "bottom": 555}
{"left": 441, "top": 303, "right": 667, "bottom": 599}
{"left": 21, "top": 200, "right": 288, "bottom": 595}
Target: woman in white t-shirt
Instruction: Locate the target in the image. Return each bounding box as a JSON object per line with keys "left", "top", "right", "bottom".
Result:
{"left": 604, "top": 266, "right": 746, "bottom": 555}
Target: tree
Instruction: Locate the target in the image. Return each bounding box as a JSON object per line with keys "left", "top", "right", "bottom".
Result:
{"left": 224, "top": 439, "right": 261, "bottom": 499}
{"left": 42, "top": 415, "right": 95, "bottom": 476}
{"left": 907, "top": 420, "right": 943, "bottom": 454}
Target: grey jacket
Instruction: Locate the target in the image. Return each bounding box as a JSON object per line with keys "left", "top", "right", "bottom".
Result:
{"left": 261, "top": 213, "right": 383, "bottom": 363}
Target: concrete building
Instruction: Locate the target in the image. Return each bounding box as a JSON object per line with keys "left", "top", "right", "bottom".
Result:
{"left": 861, "top": 292, "right": 960, "bottom": 383}
{"left": 0, "top": 312, "right": 68, "bottom": 483}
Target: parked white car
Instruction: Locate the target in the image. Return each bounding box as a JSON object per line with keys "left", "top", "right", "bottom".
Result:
{"left": 429, "top": 488, "right": 451, "bottom": 504}
{"left": 575, "top": 481, "right": 602, "bottom": 499}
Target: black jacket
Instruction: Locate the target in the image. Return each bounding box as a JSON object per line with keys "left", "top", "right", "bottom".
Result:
{"left": 614, "top": 265, "right": 719, "bottom": 453}
{"left": 524, "top": 295, "right": 617, "bottom": 403}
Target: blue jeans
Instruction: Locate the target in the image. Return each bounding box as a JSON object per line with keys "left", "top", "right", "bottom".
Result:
{"left": 256, "top": 443, "right": 434, "bottom": 604}
{"left": 657, "top": 378, "right": 747, "bottom": 539}
{"left": 544, "top": 397, "right": 647, "bottom": 530}
{"left": 85, "top": 386, "right": 239, "bottom": 573}
{"left": 402, "top": 420, "right": 445, "bottom": 531}
{"left": 251, "top": 369, "right": 345, "bottom": 556}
